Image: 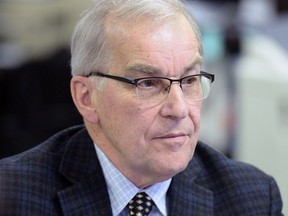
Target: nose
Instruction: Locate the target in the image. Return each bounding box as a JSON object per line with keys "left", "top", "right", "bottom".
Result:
{"left": 160, "top": 84, "right": 189, "bottom": 119}
{"left": 166, "top": 80, "right": 182, "bottom": 94}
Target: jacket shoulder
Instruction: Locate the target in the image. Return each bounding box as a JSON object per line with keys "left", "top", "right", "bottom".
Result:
{"left": 0, "top": 125, "right": 86, "bottom": 214}
{"left": 0, "top": 125, "right": 85, "bottom": 165}
{"left": 190, "top": 141, "right": 283, "bottom": 215}
{"left": 194, "top": 142, "right": 271, "bottom": 182}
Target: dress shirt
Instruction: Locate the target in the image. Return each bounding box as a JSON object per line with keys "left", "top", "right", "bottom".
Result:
{"left": 94, "top": 144, "right": 171, "bottom": 216}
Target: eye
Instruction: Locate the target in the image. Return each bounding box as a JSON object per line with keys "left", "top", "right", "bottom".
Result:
{"left": 137, "top": 78, "right": 162, "bottom": 89}
{"left": 183, "top": 76, "right": 198, "bottom": 85}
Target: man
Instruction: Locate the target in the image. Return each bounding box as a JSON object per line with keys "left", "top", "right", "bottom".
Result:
{"left": 0, "top": 0, "right": 283, "bottom": 215}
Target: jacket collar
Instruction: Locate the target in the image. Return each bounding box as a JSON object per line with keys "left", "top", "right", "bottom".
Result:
{"left": 168, "top": 153, "right": 214, "bottom": 215}
{"left": 57, "top": 127, "right": 112, "bottom": 215}
{"left": 56, "top": 127, "right": 213, "bottom": 215}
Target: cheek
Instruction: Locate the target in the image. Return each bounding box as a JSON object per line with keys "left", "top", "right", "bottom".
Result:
{"left": 189, "top": 102, "right": 202, "bottom": 128}
{"left": 98, "top": 91, "right": 150, "bottom": 141}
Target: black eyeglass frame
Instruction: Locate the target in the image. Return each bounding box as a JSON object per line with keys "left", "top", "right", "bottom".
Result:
{"left": 85, "top": 71, "right": 215, "bottom": 88}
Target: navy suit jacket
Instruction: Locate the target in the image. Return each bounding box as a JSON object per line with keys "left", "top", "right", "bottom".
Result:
{"left": 0, "top": 125, "right": 283, "bottom": 215}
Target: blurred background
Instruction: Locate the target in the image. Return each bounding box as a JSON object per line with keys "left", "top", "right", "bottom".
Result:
{"left": 0, "top": 0, "right": 287, "bottom": 213}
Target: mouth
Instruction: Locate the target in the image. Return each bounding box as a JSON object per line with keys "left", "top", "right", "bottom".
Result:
{"left": 154, "top": 131, "right": 190, "bottom": 139}
{"left": 153, "top": 132, "right": 190, "bottom": 147}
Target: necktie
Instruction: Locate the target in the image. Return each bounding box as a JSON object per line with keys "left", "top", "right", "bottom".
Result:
{"left": 127, "top": 192, "right": 154, "bottom": 216}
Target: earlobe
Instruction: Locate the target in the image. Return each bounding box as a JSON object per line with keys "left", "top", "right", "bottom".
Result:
{"left": 70, "top": 76, "right": 99, "bottom": 124}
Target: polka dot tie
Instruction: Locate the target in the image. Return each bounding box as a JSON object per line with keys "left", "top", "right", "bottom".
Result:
{"left": 127, "top": 192, "right": 154, "bottom": 216}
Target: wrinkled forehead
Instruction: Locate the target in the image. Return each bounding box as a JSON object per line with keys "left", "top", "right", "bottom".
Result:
{"left": 104, "top": 14, "right": 202, "bottom": 77}
{"left": 104, "top": 14, "right": 200, "bottom": 54}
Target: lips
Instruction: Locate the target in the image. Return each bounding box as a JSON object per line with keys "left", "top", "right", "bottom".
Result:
{"left": 152, "top": 132, "right": 190, "bottom": 146}
{"left": 153, "top": 130, "right": 191, "bottom": 139}
{"left": 151, "top": 133, "right": 188, "bottom": 152}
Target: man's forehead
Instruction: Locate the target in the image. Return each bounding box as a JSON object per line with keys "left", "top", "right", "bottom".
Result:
{"left": 105, "top": 14, "right": 201, "bottom": 75}
{"left": 127, "top": 54, "right": 202, "bottom": 71}
{"left": 105, "top": 13, "right": 192, "bottom": 40}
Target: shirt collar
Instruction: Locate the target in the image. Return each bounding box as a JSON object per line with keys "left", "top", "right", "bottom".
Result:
{"left": 94, "top": 144, "right": 171, "bottom": 216}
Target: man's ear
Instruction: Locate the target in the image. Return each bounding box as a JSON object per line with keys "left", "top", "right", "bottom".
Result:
{"left": 70, "top": 76, "right": 99, "bottom": 124}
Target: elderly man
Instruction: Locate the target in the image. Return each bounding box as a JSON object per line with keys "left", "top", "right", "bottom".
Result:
{"left": 0, "top": 0, "right": 283, "bottom": 215}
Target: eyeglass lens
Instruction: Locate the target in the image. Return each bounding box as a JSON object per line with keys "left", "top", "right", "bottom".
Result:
{"left": 135, "top": 75, "right": 212, "bottom": 104}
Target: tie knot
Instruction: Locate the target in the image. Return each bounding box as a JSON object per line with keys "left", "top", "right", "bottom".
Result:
{"left": 128, "top": 192, "right": 154, "bottom": 216}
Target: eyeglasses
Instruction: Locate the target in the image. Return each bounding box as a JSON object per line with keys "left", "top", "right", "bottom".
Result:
{"left": 86, "top": 71, "right": 215, "bottom": 105}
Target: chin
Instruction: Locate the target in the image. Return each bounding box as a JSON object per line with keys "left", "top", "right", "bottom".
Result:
{"left": 159, "top": 158, "right": 190, "bottom": 179}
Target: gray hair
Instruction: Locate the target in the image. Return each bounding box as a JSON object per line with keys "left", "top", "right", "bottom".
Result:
{"left": 70, "top": 0, "right": 203, "bottom": 76}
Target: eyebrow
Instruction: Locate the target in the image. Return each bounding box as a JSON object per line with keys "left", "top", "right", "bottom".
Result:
{"left": 183, "top": 55, "right": 203, "bottom": 74}
{"left": 126, "top": 54, "right": 203, "bottom": 77}
{"left": 126, "top": 64, "right": 161, "bottom": 76}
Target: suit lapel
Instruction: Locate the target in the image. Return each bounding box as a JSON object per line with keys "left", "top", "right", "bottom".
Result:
{"left": 57, "top": 174, "right": 112, "bottom": 216}
{"left": 168, "top": 154, "right": 214, "bottom": 216}
{"left": 56, "top": 128, "right": 113, "bottom": 216}
{"left": 168, "top": 181, "right": 213, "bottom": 216}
